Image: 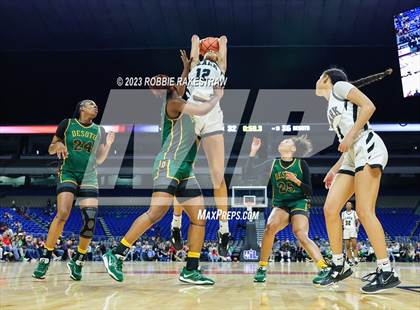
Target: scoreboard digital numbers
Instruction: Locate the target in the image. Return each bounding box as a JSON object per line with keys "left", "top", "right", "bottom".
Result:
{"left": 242, "top": 125, "right": 263, "bottom": 132}
{"left": 229, "top": 124, "right": 312, "bottom": 133}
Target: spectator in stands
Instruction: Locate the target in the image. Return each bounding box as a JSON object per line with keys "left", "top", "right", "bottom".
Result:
{"left": 0, "top": 235, "right": 3, "bottom": 262}
{"left": 209, "top": 245, "right": 219, "bottom": 262}
{"left": 280, "top": 241, "right": 291, "bottom": 262}
{"left": 296, "top": 242, "right": 306, "bottom": 262}
{"left": 391, "top": 242, "right": 401, "bottom": 262}
{"left": 25, "top": 235, "right": 39, "bottom": 262}
{"left": 415, "top": 243, "right": 420, "bottom": 262}
{"left": 2, "top": 231, "right": 20, "bottom": 261}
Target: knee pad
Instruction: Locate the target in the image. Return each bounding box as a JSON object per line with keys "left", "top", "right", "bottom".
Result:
{"left": 80, "top": 207, "right": 98, "bottom": 239}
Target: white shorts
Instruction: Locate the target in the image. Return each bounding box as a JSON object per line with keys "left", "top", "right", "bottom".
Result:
{"left": 343, "top": 228, "right": 357, "bottom": 240}
{"left": 338, "top": 130, "right": 388, "bottom": 175}
{"left": 191, "top": 102, "right": 224, "bottom": 138}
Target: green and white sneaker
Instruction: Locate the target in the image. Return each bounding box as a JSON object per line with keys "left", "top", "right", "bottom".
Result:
{"left": 254, "top": 267, "right": 267, "bottom": 283}
{"left": 67, "top": 259, "right": 84, "bottom": 281}
{"left": 179, "top": 267, "right": 215, "bottom": 285}
{"left": 32, "top": 258, "right": 50, "bottom": 279}
{"left": 102, "top": 250, "right": 124, "bottom": 282}
{"left": 313, "top": 267, "right": 331, "bottom": 285}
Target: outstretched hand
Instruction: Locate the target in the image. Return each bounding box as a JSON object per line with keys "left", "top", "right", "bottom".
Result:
{"left": 180, "top": 49, "right": 192, "bottom": 70}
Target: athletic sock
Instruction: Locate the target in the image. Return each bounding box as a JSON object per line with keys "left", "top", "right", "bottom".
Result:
{"left": 259, "top": 261, "right": 268, "bottom": 270}
{"left": 41, "top": 247, "right": 53, "bottom": 260}
{"left": 219, "top": 220, "right": 229, "bottom": 234}
{"left": 113, "top": 238, "right": 131, "bottom": 257}
{"left": 186, "top": 251, "right": 200, "bottom": 271}
{"left": 172, "top": 214, "right": 182, "bottom": 229}
{"left": 377, "top": 258, "right": 392, "bottom": 272}
{"left": 332, "top": 254, "right": 344, "bottom": 266}
{"left": 316, "top": 259, "right": 328, "bottom": 270}
{"left": 73, "top": 246, "right": 87, "bottom": 262}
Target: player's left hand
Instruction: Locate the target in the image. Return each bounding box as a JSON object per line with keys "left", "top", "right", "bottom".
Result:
{"left": 285, "top": 172, "right": 300, "bottom": 185}
{"left": 106, "top": 131, "right": 115, "bottom": 146}
{"left": 180, "top": 50, "right": 192, "bottom": 70}
{"left": 338, "top": 132, "right": 355, "bottom": 153}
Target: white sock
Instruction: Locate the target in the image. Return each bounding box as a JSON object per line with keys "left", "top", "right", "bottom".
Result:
{"left": 171, "top": 214, "right": 182, "bottom": 229}
{"left": 332, "top": 254, "right": 344, "bottom": 266}
{"left": 377, "top": 258, "right": 392, "bottom": 272}
{"left": 219, "top": 220, "right": 229, "bottom": 234}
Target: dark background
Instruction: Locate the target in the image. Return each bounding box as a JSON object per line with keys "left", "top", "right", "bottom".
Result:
{"left": 0, "top": 0, "right": 419, "bottom": 125}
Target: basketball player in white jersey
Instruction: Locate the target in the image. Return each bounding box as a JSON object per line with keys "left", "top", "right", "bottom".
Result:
{"left": 341, "top": 201, "right": 359, "bottom": 266}
{"left": 315, "top": 68, "right": 400, "bottom": 293}
{"left": 171, "top": 35, "right": 230, "bottom": 256}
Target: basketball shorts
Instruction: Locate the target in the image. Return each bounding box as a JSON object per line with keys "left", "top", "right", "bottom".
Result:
{"left": 152, "top": 159, "right": 202, "bottom": 202}
{"left": 57, "top": 170, "right": 98, "bottom": 198}
{"left": 191, "top": 101, "right": 224, "bottom": 138}
{"left": 275, "top": 198, "right": 311, "bottom": 219}
{"left": 343, "top": 228, "right": 358, "bottom": 240}
{"left": 338, "top": 130, "right": 388, "bottom": 175}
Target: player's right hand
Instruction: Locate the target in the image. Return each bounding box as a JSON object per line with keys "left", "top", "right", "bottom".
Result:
{"left": 56, "top": 142, "right": 68, "bottom": 160}
{"left": 213, "top": 86, "right": 224, "bottom": 98}
{"left": 250, "top": 137, "right": 262, "bottom": 155}
{"left": 323, "top": 169, "right": 336, "bottom": 189}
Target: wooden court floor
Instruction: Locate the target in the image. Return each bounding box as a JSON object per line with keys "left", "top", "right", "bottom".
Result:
{"left": 0, "top": 261, "right": 419, "bottom": 310}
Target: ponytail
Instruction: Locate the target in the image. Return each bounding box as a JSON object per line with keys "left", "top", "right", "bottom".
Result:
{"left": 291, "top": 135, "right": 313, "bottom": 158}
{"left": 323, "top": 67, "right": 393, "bottom": 89}
{"left": 350, "top": 68, "right": 393, "bottom": 89}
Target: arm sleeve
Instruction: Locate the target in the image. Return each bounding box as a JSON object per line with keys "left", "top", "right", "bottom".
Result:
{"left": 299, "top": 160, "right": 313, "bottom": 196}
{"left": 333, "top": 81, "right": 355, "bottom": 100}
{"left": 99, "top": 127, "right": 106, "bottom": 145}
{"left": 55, "top": 119, "right": 69, "bottom": 140}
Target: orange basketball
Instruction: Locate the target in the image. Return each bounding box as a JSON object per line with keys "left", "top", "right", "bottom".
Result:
{"left": 200, "top": 37, "right": 219, "bottom": 56}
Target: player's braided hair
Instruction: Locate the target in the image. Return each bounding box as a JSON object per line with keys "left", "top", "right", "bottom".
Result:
{"left": 323, "top": 68, "right": 393, "bottom": 89}
{"left": 73, "top": 99, "right": 92, "bottom": 119}
{"left": 291, "top": 135, "right": 313, "bottom": 158}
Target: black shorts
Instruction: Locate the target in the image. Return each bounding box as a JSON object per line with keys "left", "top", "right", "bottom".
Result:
{"left": 57, "top": 181, "right": 98, "bottom": 199}
{"left": 153, "top": 177, "right": 202, "bottom": 203}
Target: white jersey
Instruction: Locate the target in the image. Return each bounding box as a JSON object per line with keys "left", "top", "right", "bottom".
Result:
{"left": 187, "top": 60, "right": 224, "bottom": 103}
{"left": 342, "top": 210, "right": 358, "bottom": 230}
{"left": 327, "top": 81, "right": 372, "bottom": 142}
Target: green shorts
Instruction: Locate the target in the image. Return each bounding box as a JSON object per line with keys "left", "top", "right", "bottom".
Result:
{"left": 152, "top": 159, "right": 202, "bottom": 202}
{"left": 57, "top": 170, "right": 98, "bottom": 198}
{"left": 274, "top": 198, "right": 311, "bottom": 219}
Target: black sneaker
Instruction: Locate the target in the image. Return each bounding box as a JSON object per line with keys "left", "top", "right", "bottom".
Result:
{"left": 319, "top": 261, "right": 353, "bottom": 287}
{"left": 218, "top": 231, "right": 230, "bottom": 257}
{"left": 171, "top": 227, "right": 183, "bottom": 251}
{"left": 360, "top": 268, "right": 401, "bottom": 294}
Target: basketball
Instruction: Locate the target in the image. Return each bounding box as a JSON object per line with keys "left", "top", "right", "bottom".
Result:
{"left": 200, "top": 37, "right": 219, "bottom": 56}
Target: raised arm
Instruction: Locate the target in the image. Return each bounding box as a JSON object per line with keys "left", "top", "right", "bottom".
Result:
{"left": 217, "top": 35, "right": 228, "bottom": 73}
{"left": 175, "top": 50, "right": 192, "bottom": 97}
{"left": 167, "top": 87, "right": 224, "bottom": 117}
{"left": 190, "top": 34, "right": 200, "bottom": 68}
{"left": 244, "top": 137, "right": 274, "bottom": 177}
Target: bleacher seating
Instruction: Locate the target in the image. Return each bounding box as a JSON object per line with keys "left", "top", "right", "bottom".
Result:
{"left": 1, "top": 206, "right": 419, "bottom": 242}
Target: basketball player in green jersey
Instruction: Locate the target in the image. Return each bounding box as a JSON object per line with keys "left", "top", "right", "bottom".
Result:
{"left": 102, "top": 51, "right": 223, "bottom": 285}
{"left": 33, "top": 100, "right": 114, "bottom": 280}
{"left": 246, "top": 136, "right": 329, "bottom": 284}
